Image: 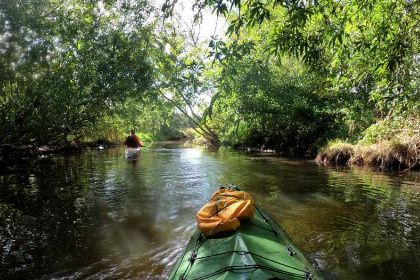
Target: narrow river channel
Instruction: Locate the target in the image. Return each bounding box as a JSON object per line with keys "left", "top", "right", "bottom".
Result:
{"left": 1, "top": 143, "right": 420, "bottom": 280}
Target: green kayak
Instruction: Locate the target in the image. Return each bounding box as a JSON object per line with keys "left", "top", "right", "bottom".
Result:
{"left": 168, "top": 187, "right": 323, "bottom": 280}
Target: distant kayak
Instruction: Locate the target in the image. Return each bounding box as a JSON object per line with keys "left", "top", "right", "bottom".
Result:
{"left": 168, "top": 186, "right": 323, "bottom": 280}
{"left": 124, "top": 147, "right": 141, "bottom": 157}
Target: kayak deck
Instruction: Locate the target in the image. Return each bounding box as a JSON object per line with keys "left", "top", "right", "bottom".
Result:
{"left": 169, "top": 204, "right": 322, "bottom": 280}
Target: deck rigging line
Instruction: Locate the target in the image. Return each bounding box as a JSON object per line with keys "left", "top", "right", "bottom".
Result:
{"left": 173, "top": 187, "right": 314, "bottom": 280}
{"left": 195, "top": 250, "right": 307, "bottom": 273}
{"left": 191, "top": 264, "right": 310, "bottom": 280}
{"left": 176, "top": 207, "right": 310, "bottom": 279}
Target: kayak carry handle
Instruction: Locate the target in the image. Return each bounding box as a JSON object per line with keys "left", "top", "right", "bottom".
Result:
{"left": 254, "top": 204, "right": 280, "bottom": 236}
{"left": 261, "top": 211, "right": 270, "bottom": 223}
{"left": 189, "top": 249, "right": 197, "bottom": 264}
{"left": 305, "top": 271, "right": 314, "bottom": 280}
{"left": 286, "top": 243, "right": 296, "bottom": 256}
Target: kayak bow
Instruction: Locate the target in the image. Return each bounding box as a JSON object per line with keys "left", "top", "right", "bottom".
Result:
{"left": 169, "top": 187, "right": 323, "bottom": 280}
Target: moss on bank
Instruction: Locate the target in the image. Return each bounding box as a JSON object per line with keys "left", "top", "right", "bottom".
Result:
{"left": 316, "top": 137, "right": 420, "bottom": 170}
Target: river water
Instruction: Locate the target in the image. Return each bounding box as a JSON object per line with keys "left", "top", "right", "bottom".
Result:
{"left": 1, "top": 143, "right": 419, "bottom": 280}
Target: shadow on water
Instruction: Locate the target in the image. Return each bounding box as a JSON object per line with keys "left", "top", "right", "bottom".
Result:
{"left": 0, "top": 142, "right": 420, "bottom": 279}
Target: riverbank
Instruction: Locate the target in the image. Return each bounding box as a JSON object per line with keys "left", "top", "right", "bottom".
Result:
{"left": 0, "top": 141, "right": 117, "bottom": 174}
{"left": 316, "top": 138, "right": 420, "bottom": 170}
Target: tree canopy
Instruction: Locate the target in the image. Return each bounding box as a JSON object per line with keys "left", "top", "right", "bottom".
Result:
{"left": 191, "top": 0, "right": 420, "bottom": 152}
{"left": 2, "top": 0, "right": 420, "bottom": 155}
{"left": 0, "top": 0, "right": 158, "bottom": 145}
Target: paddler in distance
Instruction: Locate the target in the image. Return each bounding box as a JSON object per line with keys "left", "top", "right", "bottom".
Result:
{"left": 124, "top": 129, "right": 145, "bottom": 148}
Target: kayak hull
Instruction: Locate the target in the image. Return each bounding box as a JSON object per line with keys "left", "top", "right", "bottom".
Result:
{"left": 125, "top": 147, "right": 141, "bottom": 156}
{"left": 169, "top": 200, "right": 323, "bottom": 280}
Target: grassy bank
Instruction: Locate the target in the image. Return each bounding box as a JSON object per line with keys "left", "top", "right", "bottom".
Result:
{"left": 316, "top": 137, "right": 420, "bottom": 170}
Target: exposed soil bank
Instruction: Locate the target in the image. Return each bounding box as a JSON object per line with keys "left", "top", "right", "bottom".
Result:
{"left": 316, "top": 139, "right": 420, "bottom": 170}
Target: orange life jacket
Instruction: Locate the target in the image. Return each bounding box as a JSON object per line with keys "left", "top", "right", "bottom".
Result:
{"left": 125, "top": 135, "right": 138, "bottom": 147}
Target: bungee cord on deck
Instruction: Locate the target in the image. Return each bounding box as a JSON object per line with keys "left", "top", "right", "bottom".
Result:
{"left": 170, "top": 186, "right": 318, "bottom": 280}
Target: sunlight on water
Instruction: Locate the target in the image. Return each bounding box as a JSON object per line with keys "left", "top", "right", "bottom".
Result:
{"left": 0, "top": 143, "right": 420, "bottom": 280}
{"left": 181, "top": 148, "right": 203, "bottom": 159}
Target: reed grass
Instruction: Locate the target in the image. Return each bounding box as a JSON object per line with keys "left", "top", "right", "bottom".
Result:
{"left": 315, "top": 140, "right": 354, "bottom": 165}
{"left": 317, "top": 136, "right": 420, "bottom": 170}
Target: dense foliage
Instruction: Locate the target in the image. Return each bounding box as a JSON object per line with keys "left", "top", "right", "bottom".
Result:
{"left": 205, "top": 47, "right": 343, "bottom": 154}
{"left": 2, "top": 0, "right": 420, "bottom": 157}
{"left": 185, "top": 0, "right": 420, "bottom": 154}
{"left": 196, "top": 0, "right": 420, "bottom": 109}
{"left": 0, "top": 0, "right": 164, "bottom": 146}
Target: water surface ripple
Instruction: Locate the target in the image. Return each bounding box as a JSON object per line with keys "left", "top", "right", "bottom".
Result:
{"left": 1, "top": 143, "right": 420, "bottom": 280}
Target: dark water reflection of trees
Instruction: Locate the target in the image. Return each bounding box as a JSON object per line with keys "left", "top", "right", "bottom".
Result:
{"left": 0, "top": 145, "right": 419, "bottom": 280}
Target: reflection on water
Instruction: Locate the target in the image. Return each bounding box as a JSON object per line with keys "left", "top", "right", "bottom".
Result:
{"left": 1, "top": 142, "right": 420, "bottom": 280}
